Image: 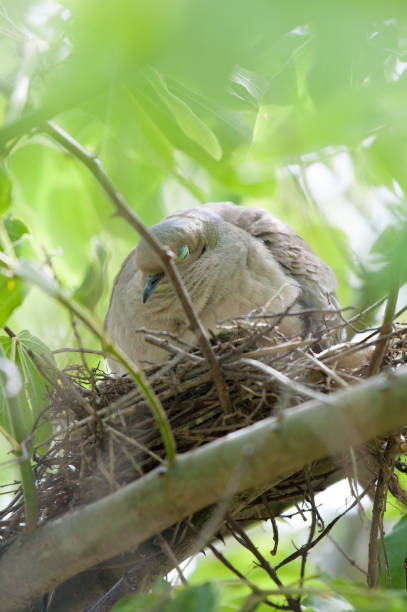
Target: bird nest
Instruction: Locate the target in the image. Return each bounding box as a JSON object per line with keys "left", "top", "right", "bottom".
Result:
{"left": 1, "top": 316, "right": 407, "bottom": 603}
{"left": 3, "top": 317, "right": 407, "bottom": 534}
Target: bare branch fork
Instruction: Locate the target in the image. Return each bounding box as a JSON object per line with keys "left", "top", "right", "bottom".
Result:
{"left": 41, "top": 121, "right": 231, "bottom": 413}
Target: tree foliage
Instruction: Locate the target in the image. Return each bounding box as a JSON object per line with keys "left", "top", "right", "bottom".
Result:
{"left": 0, "top": 1, "right": 407, "bottom": 611}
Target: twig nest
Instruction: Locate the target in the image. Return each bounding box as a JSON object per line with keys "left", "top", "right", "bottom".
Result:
{"left": 1, "top": 319, "right": 406, "bottom": 542}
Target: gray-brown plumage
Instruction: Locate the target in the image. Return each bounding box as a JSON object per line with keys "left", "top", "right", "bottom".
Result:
{"left": 105, "top": 202, "right": 343, "bottom": 370}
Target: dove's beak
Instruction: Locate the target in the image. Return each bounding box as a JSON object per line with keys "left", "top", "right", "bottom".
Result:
{"left": 142, "top": 273, "right": 163, "bottom": 303}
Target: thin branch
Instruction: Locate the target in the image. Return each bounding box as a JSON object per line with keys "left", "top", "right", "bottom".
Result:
{"left": 318, "top": 337, "right": 382, "bottom": 367}
{"left": 144, "top": 334, "right": 204, "bottom": 362}
{"left": 52, "top": 347, "right": 105, "bottom": 355}
{"left": 68, "top": 309, "right": 92, "bottom": 375}
{"left": 262, "top": 495, "right": 279, "bottom": 556}
{"left": 83, "top": 575, "right": 141, "bottom": 612}
{"left": 297, "top": 470, "right": 318, "bottom": 601}
{"left": 327, "top": 535, "right": 367, "bottom": 576}
{"left": 104, "top": 424, "right": 165, "bottom": 466}
{"left": 156, "top": 533, "right": 188, "bottom": 586}
{"left": 237, "top": 358, "right": 327, "bottom": 402}
{"left": 205, "top": 542, "right": 288, "bottom": 610}
{"left": 367, "top": 436, "right": 399, "bottom": 588}
{"left": 41, "top": 121, "right": 232, "bottom": 414}
{"left": 368, "top": 286, "right": 399, "bottom": 376}
{"left": 274, "top": 490, "right": 368, "bottom": 572}
{"left": 226, "top": 516, "right": 301, "bottom": 612}
{"left": 298, "top": 351, "right": 348, "bottom": 389}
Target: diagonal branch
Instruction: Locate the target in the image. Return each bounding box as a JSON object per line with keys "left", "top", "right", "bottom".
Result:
{"left": 41, "top": 121, "right": 232, "bottom": 413}
{"left": 368, "top": 284, "right": 399, "bottom": 376}
{"left": 367, "top": 436, "right": 399, "bottom": 588}
{"left": 0, "top": 256, "right": 176, "bottom": 461}
{"left": 1, "top": 365, "right": 407, "bottom": 611}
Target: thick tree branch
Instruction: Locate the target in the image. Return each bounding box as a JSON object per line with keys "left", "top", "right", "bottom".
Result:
{"left": 1, "top": 366, "right": 407, "bottom": 611}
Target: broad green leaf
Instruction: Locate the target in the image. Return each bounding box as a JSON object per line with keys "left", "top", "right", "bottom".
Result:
{"left": 126, "top": 86, "right": 175, "bottom": 172}
{"left": 0, "top": 330, "right": 54, "bottom": 454}
{"left": 380, "top": 513, "right": 407, "bottom": 590}
{"left": 112, "top": 594, "right": 166, "bottom": 611}
{"left": 0, "top": 217, "right": 31, "bottom": 326}
{"left": 230, "top": 66, "right": 269, "bottom": 108}
{"left": 359, "top": 131, "right": 407, "bottom": 193}
{"left": 60, "top": 0, "right": 184, "bottom": 69}
{"left": 299, "top": 222, "right": 351, "bottom": 305}
{"left": 112, "top": 578, "right": 171, "bottom": 611}
{"left": 0, "top": 340, "right": 39, "bottom": 529}
{"left": 113, "top": 582, "right": 218, "bottom": 612}
{"left": 0, "top": 347, "right": 22, "bottom": 402}
{"left": 8, "top": 144, "right": 110, "bottom": 286}
{"left": 3, "top": 217, "right": 29, "bottom": 246}
{"left": 316, "top": 576, "right": 407, "bottom": 612}
{"left": 361, "top": 221, "right": 407, "bottom": 304}
{"left": 149, "top": 70, "right": 223, "bottom": 161}
{"left": 165, "top": 583, "right": 217, "bottom": 612}
{"left": 0, "top": 163, "right": 11, "bottom": 215}
{"left": 164, "top": 76, "right": 254, "bottom": 151}
{"left": 0, "top": 350, "right": 22, "bottom": 452}
{"left": 0, "top": 276, "right": 29, "bottom": 328}
{"left": 73, "top": 237, "right": 109, "bottom": 310}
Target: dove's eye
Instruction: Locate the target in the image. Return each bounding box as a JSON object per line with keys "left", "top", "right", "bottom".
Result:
{"left": 177, "top": 245, "right": 189, "bottom": 261}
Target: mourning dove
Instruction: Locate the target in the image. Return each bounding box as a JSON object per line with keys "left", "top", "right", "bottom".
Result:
{"left": 105, "top": 202, "right": 343, "bottom": 370}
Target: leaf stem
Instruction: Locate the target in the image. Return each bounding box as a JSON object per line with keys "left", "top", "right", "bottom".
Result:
{"left": 0, "top": 423, "right": 20, "bottom": 451}
{"left": 1, "top": 370, "right": 38, "bottom": 531}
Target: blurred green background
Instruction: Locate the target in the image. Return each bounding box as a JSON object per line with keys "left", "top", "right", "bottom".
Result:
{"left": 1, "top": 0, "right": 407, "bottom": 349}
{"left": 1, "top": 1, "right": 407, "bottom": 610}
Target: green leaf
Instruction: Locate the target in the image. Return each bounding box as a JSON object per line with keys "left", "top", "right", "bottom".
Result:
{"left": 0, "top": 217, "right": 31, "bottom": 326}
{"left": 317, "top": 576, "right": 407, "bottom": 612}
{"left": 3, "top": 217, "right": 29, "bottom": 247}
{"left": 112, "top": 582, "right": 218, "bottom": 612}
{"left": 168, "top": 583, "right": 218, "bottom": 612}
{"left": 361, "top": 220, "right": 407, "bottom": 304}
{"left": 126, "top": 86, "right": 176, "bottom": 172}
{"left": 149, "top": 70, "right": 223, "bottom": 161}
{"left": 73, "top": 237, "right": 109, "bottom": 310}
{"left": 0, "top": 340, "right": 39, "bottom": 529}
{"left": 380, "top": 513, "right": 407, "bottom": 590}
{"left": 229, "top": 66, "right": 269, "bottom": 108}
{"left": 112, "top": 578, "right": 171, "bottom": 611}
{"left": 0, "top": 330, "right": 54, "bottom": 454}
{"left": 0, "top": 277, "right": 29, "bottom": 328}
{"left": 0, "top": 163, "right": 12, "bottom": 215}
{"left": 0, "top": 346, "right": 22, "bottom": 403}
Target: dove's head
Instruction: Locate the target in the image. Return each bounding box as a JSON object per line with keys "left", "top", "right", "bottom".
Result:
{"left": 135, "top": 209, "right": 223, "bottom": 303}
